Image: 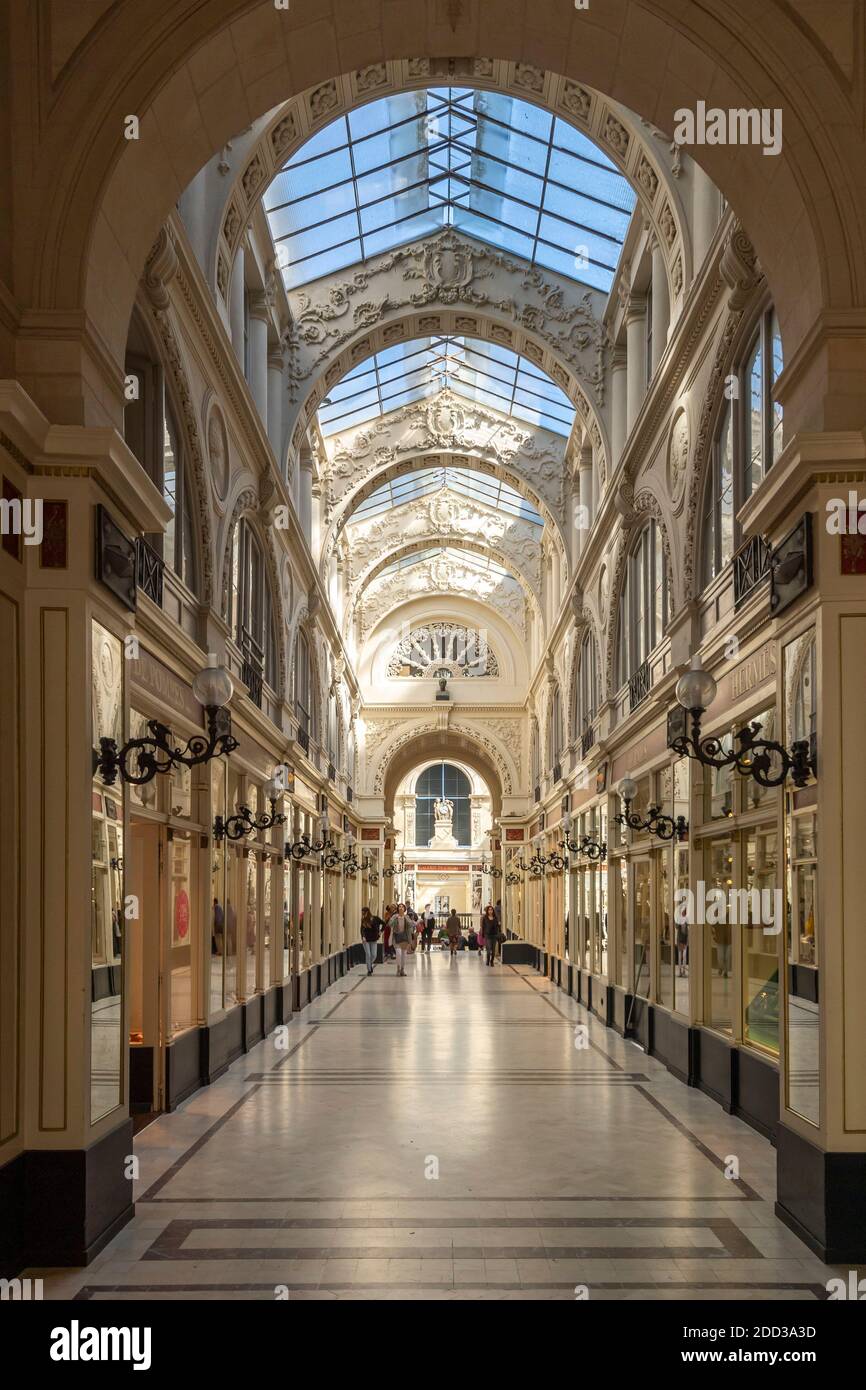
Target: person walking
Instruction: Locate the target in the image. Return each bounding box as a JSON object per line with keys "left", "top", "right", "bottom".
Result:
{"left": 445, "top": 909, "right": 462, "bottom": 957}
{"left": 422, "top": 907, "right": 436, "bottom": 953}
{"left": 361, "top": 906, "right": 382, "bottom": 975}
{"left": 388, "top": 903, "right": 415, "bottom": 976}
{"left": 481, "top": 904, "right": 499, "bottom": 966}
{"left": 382, "top": 905, "right": 394, "bottom": 961}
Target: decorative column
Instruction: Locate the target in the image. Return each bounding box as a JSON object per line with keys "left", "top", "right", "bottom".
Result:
{"left": 650, "top": 238, "right": 670, "bottom": 374}
{"left": 625, "top": 294, "right": 647, "bottom": 433}
{"left": 691, "top": 158, "right": 720, "bottom": 271}
{"left": 299, "top": 449, "right": 313, "bottom": 547}
{"left": 578, "top": 442, "right": 594, "bottom": 539}
{"left": 247, "top": 292, "right": 269, "bottom": 420}
{"left": 229, "top": 245, "right": 246, "bottom": 367}
{"left": 267, "top": 350, "right": 284, "bottom": 465}
{"left": 611, "top": 346, "right": 628, "bottom": 467}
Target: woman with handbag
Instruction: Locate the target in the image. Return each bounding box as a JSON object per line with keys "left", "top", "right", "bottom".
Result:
{"left": 388, "top": 903, "right": 415, "bottom": 977}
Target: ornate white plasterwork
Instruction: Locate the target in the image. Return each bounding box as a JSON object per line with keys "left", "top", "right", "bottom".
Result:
{"left": 285, "top": 228, "right": 609, "bottom": 403}
{"left": 367, "top": 718, "right": 517, "bottom": 796}
{"left": 321, "top": 389, "right": 568, "bottom": 529}
{"left": 357, "top": 560, "right": 527, "bottom": 642}
{"left": 344, "top": 486, "right": 543, "bottom": 593}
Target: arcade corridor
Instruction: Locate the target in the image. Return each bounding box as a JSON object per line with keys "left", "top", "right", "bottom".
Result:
{"left": 33, "top": 959, "right": 843, "bottom": 1302}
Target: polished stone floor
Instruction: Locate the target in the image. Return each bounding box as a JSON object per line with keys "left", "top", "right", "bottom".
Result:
{"left": 34, "top": 955, "right": 852, "bottom": 1300}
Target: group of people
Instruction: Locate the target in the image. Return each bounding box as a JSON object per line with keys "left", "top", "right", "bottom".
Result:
{"left": 360, "top": 901, "right": 505, "bottom": 975}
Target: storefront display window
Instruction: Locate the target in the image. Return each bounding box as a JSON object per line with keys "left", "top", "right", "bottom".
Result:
{"left": 633, "top": 859, "right": 651, "bottom": 996}
{"left": 210, "top": 760, "right": 226, "bottom": 1013}
{"left": 658, "top": 853, "right": 672, "bottom": 1009}
{"left": 783, "top": 627, "right": 819, "bottom": 1126}
{"left": 598, "top": 807, "right": 608, "bottom": 976}
{"left": 617, "top": 856, "right": 627, "bottom": 988}
{"left": 704, "top": 836, "right": 734, "bottom": 1034}
{"left": 674, "top": 845, "right": 690, "bottom": 1014}
{"left": 742, "top": 826, "right": 780, "bottom": 1054}
{"left": 90, "top": 620, "right": 124, "bottom": 1124}
{"left": 245, "top": 850, "right": 258, "bottom": 996}
{"left": 262, "top": 856, "right": 273, "bottom": 988}
{"left": 169, "top": 830, "right": 194, "bottom": 1035}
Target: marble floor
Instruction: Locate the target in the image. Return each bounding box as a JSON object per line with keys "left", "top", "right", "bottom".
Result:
{"left": 33, "top": 956, "right": 854, "bottom": 1300}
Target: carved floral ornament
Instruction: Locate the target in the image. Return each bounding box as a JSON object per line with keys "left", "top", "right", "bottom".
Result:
{"left": 353, "top": 560, "right": 528, "bottom": 642}
{"left": 319, "top": 390, "right": 568, "bottom": 528}
{"left": 285, "top": 228, "right": 609, "bottom": 409}
{"left": 369, "top": 720, "right": 517, "bottom": 796}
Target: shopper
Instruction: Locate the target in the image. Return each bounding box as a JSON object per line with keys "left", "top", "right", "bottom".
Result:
{"left": 423, "top": 907, "right": 436, "bottom": 952}
{"left": 467, "top": 927, "right": 480, "bottom": 952}
{"left": 481, "top": 904, "right": 500, "bottom": 966}
{"left": 388, "top": 903, "right": 415, "bottom": 976}
{"left": 361, "top": 906, "right": 382, "bottom": 975}
{"left": 382, "top": 905, "right": 395, "bottom": 960}
{"left": 445, "top": 909, "right": 462, "bottom": 957}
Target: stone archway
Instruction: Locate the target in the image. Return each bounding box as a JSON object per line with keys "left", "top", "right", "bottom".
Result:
{"left": 8, "top": 0, "right": 866, "bottom": 437}
{"left": 381, "top": 729, "right": 505, "bottom": 822}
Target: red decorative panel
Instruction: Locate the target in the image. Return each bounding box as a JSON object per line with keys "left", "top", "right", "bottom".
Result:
{"left": 841, "top": 535, "right": 866, "bottom": 574}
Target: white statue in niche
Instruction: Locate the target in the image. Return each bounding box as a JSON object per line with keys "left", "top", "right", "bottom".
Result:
{"left": 429, "top": 797, "right": 457, "bottom": 849}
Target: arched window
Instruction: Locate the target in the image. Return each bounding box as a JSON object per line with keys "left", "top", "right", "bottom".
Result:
{"left": 415, "top": 763, "right": 471, "bottom": 847}
{"left": 123, "top": 311, "right": 198, "bottom": 596}
{"left": 531, "top": 722, "right": 541, "bottom": 800}
{"left": 327, "top": 690, "right": 340, "bottom": 769}
{"left": 162, "top": 399, "right": 197, "bottom": 592}
{"left": 227, "top": 518, "right": 278, "bottom": 703}
{"left": 616, "top": 520, "right": 668, "bottom": 689}
{"left": 701, "top": 306, "right": 783, "bottom": 588}
{"left": 295, "top": 630, "right": 311, "bottom": 742}
{"left": 576, "top": 629, "right": 598, "bottom": 735}
{"left": 346, "top": 721, "right": 356, "bottom": 787}
{"left": 548, "top": 686, "right": 563, "bottom": 774}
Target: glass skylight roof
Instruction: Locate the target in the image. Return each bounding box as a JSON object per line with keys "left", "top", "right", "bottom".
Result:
{"left": 377, "top": 546, "right": 513, "bottom": 582}
{"left": 351, "top": 465, "right": 542, "bottom": 526}
{"left": 320, "top": 335, "right": 575, "bottom": 437}
{"left": 265, "top": 87, "right": 635, "bottom": 292}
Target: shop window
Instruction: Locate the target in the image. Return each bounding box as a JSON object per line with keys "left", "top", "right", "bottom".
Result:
{"left": 703, "top": 836, "right": 735, "bottom": 1034}
{"left": 616, "top": 520, "right": 668, "bottom": 689}
{"left": 742, "top": 825, "right": 780, "bottom": 1054}
{"left": 673, "top": 843, "right": 690, "bottom": 1015}
{"left": 700, "top": 306, "right": 783, "bottom": 590}
{"left": 783, "top": 627, "right": 818, "bottom": 1123}
{"left": 90, "top": 620, "right": 124, "bottom": 1124}
{"left": 210, "top": 760, "right": 226, "bottom": 1014}
{"left": 633, "top": 859, "right": 652, "bottom": 997}
{"left": 168, "top": 831, "right": 194, "bottom": 1035}
{"left": 616, "top": 856, "right": 628, "bottom": 988}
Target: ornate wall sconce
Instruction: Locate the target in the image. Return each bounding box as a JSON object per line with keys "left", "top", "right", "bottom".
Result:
{"left": 94, "top": 659, "right": 237, "bottom": 786}
{"left": 614, "top": 777, "right": 689, "bottom": 842}
{"left": 559, "top": 814, "right": 607, "bottom": 862}
{"left": 669, "top": 656, "right": 815, "bottom": 788}
{"left": 214, "top": 773, "right": 287, "bottom": 842}
{"left": 382, "top": 852, "right": 406, "bottom": 880}
{"left": 286, "top": 813, "right": 333, "bottom": 862}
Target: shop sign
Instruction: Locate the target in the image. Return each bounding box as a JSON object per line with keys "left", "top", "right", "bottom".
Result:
{"left": 130, "top": 648, "right": 200, "bottom": 725}
{"left": 505, "top": 828, "right": 525, "bottom": 842}
{"left": 725, "top": 641, "right": 776, "bottom": 706}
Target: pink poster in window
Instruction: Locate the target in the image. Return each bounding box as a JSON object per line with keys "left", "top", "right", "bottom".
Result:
{"left": 174, "top": 888, "right": 190, "bottom": 944}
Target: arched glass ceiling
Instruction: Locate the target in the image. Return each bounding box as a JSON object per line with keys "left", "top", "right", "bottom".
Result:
{"left": 265, "top": 87, "right": 635, "bottom": 292}
{"left": 319, "top": 335, "right": 575, "bottom": 437}
{"left": 351, "top": 466, "right": 543, "bottom": 525}
{"left": 377, "top": 546, "right": 513, "bottom": 581}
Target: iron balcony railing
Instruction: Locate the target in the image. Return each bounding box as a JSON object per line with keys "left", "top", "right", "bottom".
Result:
{"left": 135, "top": 536, "right": 164, "bottom": 607}
{"left": 581, "top": 722, "right": 595, "bottom": 758}
{"left": 628, "top": 659, "right": 651, "bottom": 712}
{"left": 733, "top": 534, "right": 772, "bottom": 609}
